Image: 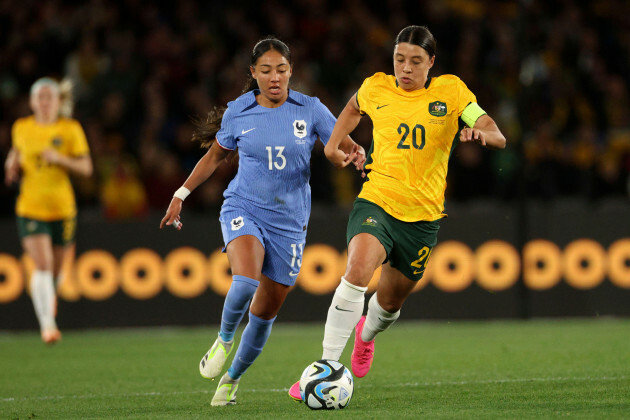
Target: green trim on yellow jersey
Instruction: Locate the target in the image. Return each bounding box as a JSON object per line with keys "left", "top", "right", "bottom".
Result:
{"left": 355, "top": 92, "right": 365, "bottom": 115}
{"left": 461, "top": 102, "right": 487, "bottom": 127}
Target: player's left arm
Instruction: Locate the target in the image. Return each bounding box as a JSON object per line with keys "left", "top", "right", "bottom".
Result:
{"left": 41, "top": 150, "right": 93, "bottom": 177}
{"left": 460, "top": 112, "right": 506, "bottom": 150}
{"left": 459, "top": 99, "right": 506, "bottom": 150}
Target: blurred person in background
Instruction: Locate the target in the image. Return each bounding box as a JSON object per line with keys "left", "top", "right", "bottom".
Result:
{"left": 160, "top": 37, "right": 365, "bottom": 406}
{"left": 4, "top": 77, "right": 93, "bottom": 344}
{"left": 289, "top": 25, "right": 506, "bottom": 400}
{"left": 98, "top": 132, "right": 148, "bottom": 219}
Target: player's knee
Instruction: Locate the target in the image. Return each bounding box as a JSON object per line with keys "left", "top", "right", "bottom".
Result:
{"left": 379, "top": 300, "right": 402, "bottom": 313}
{"left": 345, "top": 251, "right": 382, "bottom": 288}
{"left": 250, "top": 293, "right": 285, "bottom": 320}
{"left": 343, "top": 265, "right": 373, "bottom": 288}
{"left": 32, "top": 257, "right": 54, "bottom": 272}
{"left": 249, "top": 304, "right": 280, "bottom": 320}
{"left": 375, "top": 294, "right": 403, "bottom": 313}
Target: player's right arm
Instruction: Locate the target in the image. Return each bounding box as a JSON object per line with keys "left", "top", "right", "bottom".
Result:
{"left": 160, "top": 141, "right": 232, "bottom": 229}
{"left": 324, "top": 93, "right": 363, "bottom": 169}
{"left": 4, "top": 147, "right": 20, "bottom": 186}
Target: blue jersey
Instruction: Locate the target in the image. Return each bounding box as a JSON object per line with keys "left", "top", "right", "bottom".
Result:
{"left": 216, "top": 89, "right": 336, "bottom": 235}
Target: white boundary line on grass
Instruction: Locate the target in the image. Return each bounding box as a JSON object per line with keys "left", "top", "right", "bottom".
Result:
{"left": 1, "top": 375, "right": 626, "bottom": 403}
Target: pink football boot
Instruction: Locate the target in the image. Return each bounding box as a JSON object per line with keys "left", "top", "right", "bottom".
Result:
{"left": 351, "top": 316, "right": 374, "bottom": 378}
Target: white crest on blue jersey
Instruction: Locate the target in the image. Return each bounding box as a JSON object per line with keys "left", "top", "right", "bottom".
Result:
{"left": 231, "top": 216, "right": 244, "bottom": 231}
{"left": 293, "top": 120, "right": 307, "bottom": 139}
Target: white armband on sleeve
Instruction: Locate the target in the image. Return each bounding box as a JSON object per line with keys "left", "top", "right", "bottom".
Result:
{"left": 461, "top": 102, "right": 487, "bottom": 128}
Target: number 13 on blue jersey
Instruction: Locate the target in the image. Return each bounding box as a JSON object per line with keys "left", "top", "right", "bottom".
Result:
{"left": 266, "top": 146, "right": 286, "bottom": 170}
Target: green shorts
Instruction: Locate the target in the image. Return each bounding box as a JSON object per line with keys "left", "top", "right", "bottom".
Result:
{"left": 346, "top": 198, "right": 440, "bottom": 281}
{"left": 17, "top": 216, "right": 77, "bottom": 246}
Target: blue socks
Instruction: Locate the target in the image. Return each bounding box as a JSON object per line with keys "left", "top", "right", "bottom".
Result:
{"left": 217, "top": 275, "right": 275, "bottom": 380}
{"left": 227, "top": 313, "right": 276, "bottom": 379}
{"left": 219, "top": 275, "right": 259, "bottom": 342}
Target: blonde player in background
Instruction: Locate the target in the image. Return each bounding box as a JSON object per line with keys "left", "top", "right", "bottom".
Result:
{"left": 290, "top": 25, "right": 506, "bottom": 399}
{"left": 4, "top": 77, "right": 92, "bottom": 344}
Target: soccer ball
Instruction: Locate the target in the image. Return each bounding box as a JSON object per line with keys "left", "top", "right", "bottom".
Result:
{"left": 299, "top": 359, "right": 353, "bottom": 410}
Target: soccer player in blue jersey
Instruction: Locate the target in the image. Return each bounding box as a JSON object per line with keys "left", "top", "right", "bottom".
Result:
{"left": 160, "top": 37, "right": 365, "bottom": 406}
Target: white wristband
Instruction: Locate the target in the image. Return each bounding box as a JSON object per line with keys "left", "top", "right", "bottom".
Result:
{"left": 173, "top": 186, "right": 191, "bottom": 201}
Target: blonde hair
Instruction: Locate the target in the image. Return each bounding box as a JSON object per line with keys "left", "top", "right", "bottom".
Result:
{"left": 30, "top": 77, "right": 75, "bottom": 118}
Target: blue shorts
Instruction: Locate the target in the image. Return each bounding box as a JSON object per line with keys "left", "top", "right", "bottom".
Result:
{"left": 219, "top": 205, "right": 306, "bottom": 286}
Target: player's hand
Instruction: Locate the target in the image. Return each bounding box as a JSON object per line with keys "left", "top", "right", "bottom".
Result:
{"left": 4, "top": 149, "right": 21, "bottom": 185}
{"left": 351, "top": 144, "right": 367, "bottom": 178}
{"left": 460, "top": 128, "right": 487, "bottom": 146}
{"left": 325, "top": 147, "right": 352, "bottom": 169}
{"left": 160, "top": 197, "right": 183, "bottom": 230}
{"left": 4, "top": 162, "right": 20, "bottom": 186}
{"left": 4, "top": 167, "right": 19, "bottom": 186}
{"left": 41, "top": 149, "right": 64, "bottom": 165}
{"left": 325, "top": 143, "right": 365, "bottom": 176}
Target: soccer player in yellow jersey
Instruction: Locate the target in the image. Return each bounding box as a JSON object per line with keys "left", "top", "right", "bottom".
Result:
{"left": 290, "top": 25, "right": 505, "bottom": 399}
{"left": 4, "top": 78, "right": 92, "bottom": 344}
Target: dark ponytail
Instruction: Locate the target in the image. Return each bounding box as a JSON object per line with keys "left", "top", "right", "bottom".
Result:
{"left": 395, "top": 25, "right": 437, "bottom": 58}
{"left": 191, "top": 106, "right": 227, "bottom": 148}
{"left": 192, "top": 36, "right": 292, "bottom": 147}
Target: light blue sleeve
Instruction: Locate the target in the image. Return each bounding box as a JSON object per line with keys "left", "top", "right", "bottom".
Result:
{"left": 215, "top": 106, "right": 236, "bottom": 150}
{"left": 312, "top": 98, "right": 336, "bottom": 146}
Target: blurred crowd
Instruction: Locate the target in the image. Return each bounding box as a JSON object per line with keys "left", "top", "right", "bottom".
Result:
{"left": 1, "top": 0, "right": 630, "bottom": 220}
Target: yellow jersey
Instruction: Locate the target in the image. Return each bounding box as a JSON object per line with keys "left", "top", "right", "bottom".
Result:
{"left": 356, "top": 72, "right": 483, "bottom": 222}
{"left": 12, "top": 116, "right": 90, "bottom": 220}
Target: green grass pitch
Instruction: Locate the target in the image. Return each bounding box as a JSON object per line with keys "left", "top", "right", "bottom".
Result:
{"left": 1, "top": 319, "right": 629, "bottom": 419}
